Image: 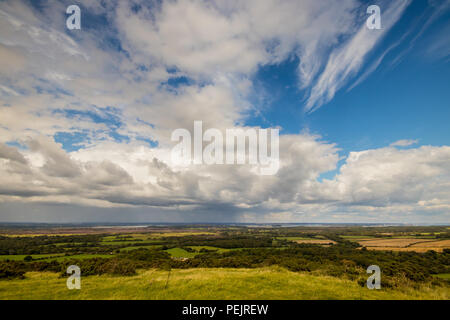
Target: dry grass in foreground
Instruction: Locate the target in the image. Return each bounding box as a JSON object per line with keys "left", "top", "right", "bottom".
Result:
{"left": 0, "top": 267, "right": 448, "bottom": 300}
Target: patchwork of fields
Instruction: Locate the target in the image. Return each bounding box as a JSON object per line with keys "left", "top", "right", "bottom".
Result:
{"left": 0, "top": 224, "right": 449, "bottom": 300}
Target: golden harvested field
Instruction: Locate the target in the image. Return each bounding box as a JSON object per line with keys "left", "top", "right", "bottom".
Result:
{"left": 410, "top": 240, "right": 450, "bottom": 248}
{"left": 0, "top": 228, "right": 218, "bottom": 237}
{"left": 357, "top": 238, "right": 433, "bottom": 247}
{"left": 357, "top": 238, "right": 450, "bottom": 252}
{"left": 362, "top": 247, "right": 446, "bottom": 252}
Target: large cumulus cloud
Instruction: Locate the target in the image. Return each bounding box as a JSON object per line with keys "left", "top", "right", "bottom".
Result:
{"left": 0, "top": 0, "right": 449, "bottom": 223}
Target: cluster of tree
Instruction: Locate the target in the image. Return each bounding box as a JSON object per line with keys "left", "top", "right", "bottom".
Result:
{"left": 160, "top": 235, "right": 275, "bottom": 249}
{"left": 1, "top": 245, "right": 448, "bottom": 288}
{"left": 0, "top": 257, "right": 143, "bottom": 279}
{"left": 0, "top": 235, "right": 103, "bottom": 255}
{"left": 266, "top": 225, "right": 450, "bottom": 239}
{"left": 171, "top": 245, "right": 450, "bottom": 287}
{"left": 0, "top": 262, "right": 26, "bottom": 279}
{"left": 0, "top": 260, "right": 61, "bottom": 279}
{"left": 60, "top": 258, "right": 138, "bottom": 276}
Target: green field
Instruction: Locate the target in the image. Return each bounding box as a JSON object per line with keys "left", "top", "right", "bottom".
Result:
{"left": 0, "top": 267, "right": 447, "bottom": 300}
{"left": 433, "top": 274, "right": 450, "bottom": 280}
{"left": 340, "top": 236, "right": 376, "bottom": 240}
{"left": 165, "top": 248, "right": 198, "bottom": 258}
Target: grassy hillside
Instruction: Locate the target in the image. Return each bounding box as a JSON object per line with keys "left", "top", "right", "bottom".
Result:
{"left": 0, "top": 267, "right": 447, "bottom": 300}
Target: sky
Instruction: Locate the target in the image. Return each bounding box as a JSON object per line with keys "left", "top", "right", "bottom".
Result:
{"left": 0, "top": 0, "right": 449, "bottom": 224}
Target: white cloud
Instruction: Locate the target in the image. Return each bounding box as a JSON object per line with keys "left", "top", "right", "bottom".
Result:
{"left": 305, "top": 0, "right": 410, "bottom": 112}
{"left": 0, "top": 0, "right": 448, "bottom": 223}
{"left": 1, "top": 134, "right": 449, "bottom": 223}
{"left": 390, "top": 139, "right": 418, "bottom": 147}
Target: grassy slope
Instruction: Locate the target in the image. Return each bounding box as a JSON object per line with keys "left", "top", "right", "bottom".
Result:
{"left": 0, "top": 267, "right": 448, "bottom": 300}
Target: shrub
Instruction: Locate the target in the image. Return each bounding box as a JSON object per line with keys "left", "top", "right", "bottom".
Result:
{"left": 0, "top": 262, "right": 25, "bottom": 280}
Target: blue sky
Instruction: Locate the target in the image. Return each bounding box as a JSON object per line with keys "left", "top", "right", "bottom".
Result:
{"left": 246, "top": 0, "right": 450, "bottom": 147}
{"left": 42, "top": 0, "right": 450, "bottom": 156}
{"left": 0, "top": 0, "right": 449, "bottom": 223}
{"left": 23, "top": 1, "right": 450, "bottom": 125}
{"left": 242, "top": 0, "right": 450, "bottom": 182}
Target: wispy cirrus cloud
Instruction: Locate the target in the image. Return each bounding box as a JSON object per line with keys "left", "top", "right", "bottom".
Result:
{"left": 304, "top": 0, "right": 411, "bottom": 113}
{"left": 390, "top": 139, "right": 418, "bottom": 147}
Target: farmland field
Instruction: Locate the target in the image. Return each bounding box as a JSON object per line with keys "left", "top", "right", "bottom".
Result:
{"left": 356, "top": 238, "right": 450, "bottom": 252}
{"left": 357, "top": 238, "right": 434, "bottom": 247}
{"left": 410, "top": 240, "right": 450, "bottom": 248}
{"left": 165, "top": 248, "right": 199, "bottom": 259}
